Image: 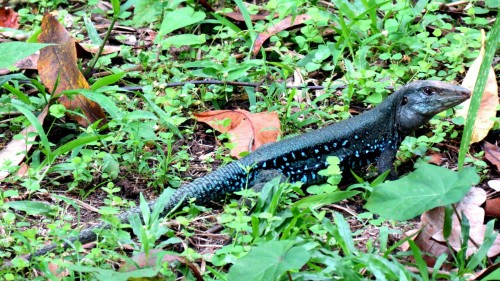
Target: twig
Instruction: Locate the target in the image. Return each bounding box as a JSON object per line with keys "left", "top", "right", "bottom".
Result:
{"left": 122, "top": 79, "right": 348, "bottom": 91}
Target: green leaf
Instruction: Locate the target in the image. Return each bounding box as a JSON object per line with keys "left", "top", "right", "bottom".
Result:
{"left": 91, "top": 72, "right": 125, "bottom": 90}
{"left": 131, "top": 0, "right": 162, "bottom": 26}
{"left": 137, "top": 89, "right": 182, "bottom": 138}
{"left": 5, "top": 201, "right": 57, "bottom": 217}
{"left": 365, "top": 162, "right": 479, "bottom": 220}
{"left": 227, "top": 240, "right": 310, "bottom": 281}
{"left": 0, "top": 73, "right": 28, "bottom": 88}
{"left": 83, "top": 16, "right": 102, "bottom": 45}
{"left": 10, "top": 99, "right": 51, "bottom": 156}
{"left": 162, "top": 34, "right": 206, "bottom": 48}
{"left": 41, "top": 134, "right": 110, "bottom": 167}
{"left": 49, "top": 104, "right": 66, "bottom": 118}
{"left": 126, "top": 110, "right": 158, "bottom": 120}
{"left": 314, "top": 44, "right": 331, "bottom": 62}
{"left": 467, "top": 220, "right": 498, "bottom": 269}
{"left": 158, "top": 7, "right": 206, "bottom": 37}
{"left": 81, "top": 90, "right": 122, "bottom": 119}
{"left": 458, "top": 11, "right": 500, "bottom": 169}
{"left": 102, "top": 153, "right": 119, "bottom": 179}
{"left": 111, "top": 0, "right": 120, "bottom": 16}
{"left": 480, "top": 264, "right": 500, "bottom": 281}
{"left": 68, "top": 264, "right": 159, "bottom": 280}
{"left": 292, "top": 191, "right": 359, "bottom": 209}
{"left": 0, "top": 42, "right": 52, "bottom": 69}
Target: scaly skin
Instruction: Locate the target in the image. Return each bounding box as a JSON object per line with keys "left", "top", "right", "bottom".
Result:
{"left": 20, "top": 80, "right": 470, "bottom": 260}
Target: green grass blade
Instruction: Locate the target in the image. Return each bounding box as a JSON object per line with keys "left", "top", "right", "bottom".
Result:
{"left": 408, "top": 240, "right": 429, "bottom": 281}
{"left": 10, "top": 100, "right": 51, "bottom": 156}
{"left": 458, "top": 11, "right": 500, "bottom": 169}
{"left": 234, "top": 0, "right": 256, "bottom": 58}
{"left": 2, "top": 84, "right": 31, "bottom": 104}
{"left": 40, "top": 134, "right": 110, "bottom": 167}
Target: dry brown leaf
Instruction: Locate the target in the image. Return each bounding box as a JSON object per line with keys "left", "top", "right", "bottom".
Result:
{"left": 120, "top": 249, "right": 203, "bottom": 281}
{"left": 47, "top": 261, "right": 70, "bottom": 277}
{"left": 415, "top": 207, "right": 453, "bottom": 266}
{"left": 426, "top": 152, "right": 445, "bottom": 165}
{"left": 195, "top": 110, "right": 281, "bottom": 158}
{"left": 455, "top": 30, "right": 499, "bottom": 143}
{"left": 225, "top": 11, "right": 276, "bottom": 22}
{"left": 253, "top": 14, "right": 312, "bottom": 56}
{"left": 0, "top": 106, "right": 48, "bottom": 180}
{"left": 485, "top": 198, "right": 500, "bottom": 218}
{"left": 431, "top": 188, "right": 488, "bottom": 258}
{"left": 484, "top": 141, "right": 500, "bottom": 172}
{"left": 16, "top": 163, "right": 29, "bottom": 177}
{"left": 0, "top": 7, "right": 19, "bottom": 29}
{"left": 37, "top": 13, "right": 107, "bottom": 127}
{"left": 415, "top": 187, "right": 500, "bottom": 261}
{"left": 78, "top": 43, "right": 121, "bottom": 55}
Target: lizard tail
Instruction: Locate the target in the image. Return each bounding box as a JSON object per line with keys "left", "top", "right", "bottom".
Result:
{"left": 29, "top": 160, "right": 250, "bottom": 259}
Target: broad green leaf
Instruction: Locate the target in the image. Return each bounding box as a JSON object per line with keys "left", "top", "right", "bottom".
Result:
{"left": 314, "top": 44, "right": 332, "bottom": 62}
{"left": 5, "top": 201, "right": 57, "bottom": 217}
{"left": 158, "top": 7, "right": 206, "bottom": 37}
{"left": 162, "top": 34, "right": 206, "bottom": 48}
{"left": 227, "top": 240, "right": 310, "bottom": 281}
{"left": 126, "top": 110, "right": 158, "bottom": 120}
{"left": 0, "top": 42, "right": 52, "bottom": 69}
{"left": 226, "top": 65, "right": 252, "bottom": 81}
{"left": 102, "top": 153, "right": 119, "bottom": 179}
{"left": 365, "top": 162, "right": 479, "bottom": 220}
{"left": 131, "top": 0, "right": 162, "bottom": 26}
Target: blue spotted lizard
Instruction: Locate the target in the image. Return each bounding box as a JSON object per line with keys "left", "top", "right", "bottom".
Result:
{"left": 28, "top": 80, "right": 470, "bottom": 258}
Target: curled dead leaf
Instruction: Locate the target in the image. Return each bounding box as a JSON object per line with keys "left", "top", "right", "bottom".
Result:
{"left": 483, "top": 141, "right": 500, "bottom": 172}
{"left": 414, "top": 187, "right": 500, "bottom": 265}
{"left": 195, "top": 110, "right": 281, "bottom": 158}
{"left": 38, "top": 14, "right": 107, "bottom": 127}
{"left": 0, "top": 7, "right": 19, "bottom": 29}
{"left": 253, "top": 14, "right": 312, "bottom": 56}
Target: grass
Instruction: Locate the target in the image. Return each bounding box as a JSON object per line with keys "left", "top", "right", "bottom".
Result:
{"left": 0, "top": 0, "right": 499, "bottom": 280}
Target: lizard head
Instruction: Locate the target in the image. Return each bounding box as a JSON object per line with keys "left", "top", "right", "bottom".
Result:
{"left": 396, "top": 80, "right": 470, "bottom": 133}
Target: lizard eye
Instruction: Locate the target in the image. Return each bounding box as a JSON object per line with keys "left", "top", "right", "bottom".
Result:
{"left": 422, "top": 87, "right": 435, "bottom": 95}
{"left": 401, "top": 96, "right": 408, "bottom": 105}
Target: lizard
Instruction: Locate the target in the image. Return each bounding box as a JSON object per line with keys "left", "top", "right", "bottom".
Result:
{"left": 24, "top": 80, "right": 470, "bottom": 259}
